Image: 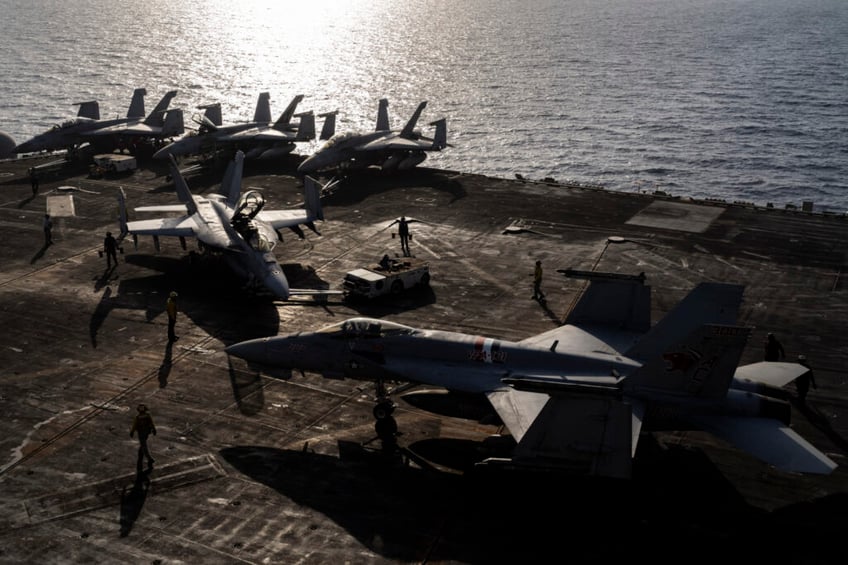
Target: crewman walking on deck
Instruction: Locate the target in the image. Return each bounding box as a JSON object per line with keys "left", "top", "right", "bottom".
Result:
{"left": 103, "top": 231, "right": 118, "bottom": 269}
{"left": 30, "top": 171, "right": 39, "bottom": 195}
{"left": 398, "top": 216, "right": 410, "bottom": 256}
{"left": 795, "top": 354, "right": 817, "bottom": 404}
{"left": 130, "top": 403, "right": 157, "bottom": 469}
{"left": 166, "top": 291, "right": 179, "bottom": 342}
{"left": 764, "top": 332, "right": 785, "bottom": 361}
{"left": 532, "top": 260, "right": 545, "bottom": 301}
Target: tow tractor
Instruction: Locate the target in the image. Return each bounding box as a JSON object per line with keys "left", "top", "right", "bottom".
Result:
{"left": 343, "top": 257, "right": 430, "bottom": 300}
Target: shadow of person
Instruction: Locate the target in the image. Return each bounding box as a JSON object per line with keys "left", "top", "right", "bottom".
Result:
{"left": 158, "top": 341, "right": 174, "bottom": 388}
{"left": 93, "top": 265, "right": 117, "bottom": 293}
{"left": 29, "top": 243, "right": 49, "bottom": 264}
{"left": 89, "top": 286, "right": 113, "bottom": 348}
{"left": 119, "top": 469, "right": 150, "bottom": 537}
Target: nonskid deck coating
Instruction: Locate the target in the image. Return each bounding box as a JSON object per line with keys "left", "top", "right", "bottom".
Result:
{"left": 0, "top": 154, "right": 846, "bottom": 564}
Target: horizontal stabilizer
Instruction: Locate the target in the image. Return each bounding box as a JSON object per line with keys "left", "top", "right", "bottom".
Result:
{"left": 511, "top": 394, "right": 635, "bottom": 479}
{"left": 564, "top": 273, "right": 652, "bottom": 334}
{"left": 693, "top": 414, "right": 837, "bottom": 474}
{"left": 734, "top": 361, "right": 810, "bottom": 388}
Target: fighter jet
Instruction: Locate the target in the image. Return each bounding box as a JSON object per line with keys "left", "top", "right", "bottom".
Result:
{"left": 118, "top": 150, "right": 330, "bottom": 300}
{"left": 226, "top": 271, "right": 837, "bottom": 478}
{"left": 296, "top": 98, "right": 448, "bottom": 175}
{"left": 153, "top": 93, "right": 319, "bottom": 161}
{"left": 14, "top": 89, "right": 178, "bottom": 155}
{"left": 83, "top": 90, "right": 184, "bottom": 149}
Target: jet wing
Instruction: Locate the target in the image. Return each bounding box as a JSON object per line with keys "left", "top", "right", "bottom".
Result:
{"left": 359, "top": 137, "right": 428, "bottom": 151}
{"left": 256, "top": 210, "right": 311, "bottom": 229}
{"left": 124, "top": 217, "right": 197, "bottom": 239}
{"left": 689, "top": 414, "right": 837, "bottom": 474}
{"left": 518, "top": 324, "right": 638, "bottom": 357}
{"left": 134, "top": 204, "right": 190, "bottom": 213}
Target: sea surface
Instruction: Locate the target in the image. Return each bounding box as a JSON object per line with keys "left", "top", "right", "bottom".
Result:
{"left": 1, "top": 0, "right": 846, "bottom": 211}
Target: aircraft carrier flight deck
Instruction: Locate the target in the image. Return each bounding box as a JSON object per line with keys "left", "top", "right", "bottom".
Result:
{"left": 0, "top": 153, "right": 846, "bottom": 564}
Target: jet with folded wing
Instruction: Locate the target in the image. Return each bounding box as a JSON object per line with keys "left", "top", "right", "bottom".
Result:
{"left": 225, "top": 271, "right": 836, "bottom": 478}
{"left": 82, "top": 90, "right": 184, "bottom": 150}
{"left": 153, "top": 93, "right": 321, "bottom": 161}
{"left": 296, "top": 98, "right": 448, "bottom": 175}
{"left": 118, "top": 150, "right": 331, "bottom": 300}
{"left": 14, "top": 87, "right": 150, "bottom": 154}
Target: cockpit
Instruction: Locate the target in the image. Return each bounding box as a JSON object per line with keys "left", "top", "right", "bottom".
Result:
{"left": 316, "top": 318, "right": 416, "bottom": 339}
{"left": 319, "top": 131, "right": 358, "bottom": 150}
{"left": 231, "top": 190, "right": 274, "bottom": 252}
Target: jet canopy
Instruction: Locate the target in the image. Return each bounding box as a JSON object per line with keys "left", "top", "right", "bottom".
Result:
{"left": 231, "top": 190, "right": 274, "bottom": 252}
{"left": 316, "top": 318, "right": 416, "bottom": 339}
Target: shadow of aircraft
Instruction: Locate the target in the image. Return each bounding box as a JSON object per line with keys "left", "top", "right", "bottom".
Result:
{"left": 218, "top": 437, "right": 837, "bottom": 563}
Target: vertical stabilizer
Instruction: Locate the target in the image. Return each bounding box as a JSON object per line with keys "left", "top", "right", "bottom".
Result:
{"left": 75, "top": 101, "right": 100, "bottom": 120}
{"left": 319, "top": 110, "right": 338, "bottom": 140}
{"left": 429, "top": 119, "right": 447, "bottom": 150}
{"left": 376, "top": 98, "right": 390, "bottom": 131}
{"left": 199, "top": 103, "right": 222, "bottom": 127}
{"left": 147, "top": 90, "right": 178, "bottom": 121}
{"left": 273, "top": 94, "right": 304, "bottom": 128}
{"left": 400, "top": 101, "right": 428, "bottom": 137}
{"left": 293, "top": 111, "right": 316, "bottom": 141}
{"left": 219, "top": 151, "right": 245, "bottom": 206}
{"left": 625, "top": 283, "right": 744, "bottom": 361}
{"left": 253, "top": 92, "right": 272, "bottom": 123}
{"left": 161, "top": 109, "right": 185, "bottom": 137}
{"left": 126, "top": 88, "right": 147, "bottom": 119}
{"left": 625, "top": 324, "right": 750, "bottom": 399}
{"left": 303, "top": 176, "right": 325, "bottom": 222}
{"left": 168, "top": 155, "right": 199, "bottom": 214}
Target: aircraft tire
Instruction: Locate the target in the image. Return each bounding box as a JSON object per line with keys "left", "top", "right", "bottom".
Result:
{"left": 373, "top": 401, "right": 395, "bottom": 420}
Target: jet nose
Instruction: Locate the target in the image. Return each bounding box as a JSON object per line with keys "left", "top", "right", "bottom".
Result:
{"left": 265, "top": 269, "right": 290, "bottom": 300}
{"left": 152, "top": 144, "right": 173, "bottom": 160}
{"left": 297, "top": 154, "right": 320, "bottom": 174}
{"left": 225, "top": 337, "right": 269, "bottom": 364}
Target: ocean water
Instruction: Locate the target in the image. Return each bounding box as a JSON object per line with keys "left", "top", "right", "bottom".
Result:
{"left": 0, "top": 0, "right": 846, "bottom": 211}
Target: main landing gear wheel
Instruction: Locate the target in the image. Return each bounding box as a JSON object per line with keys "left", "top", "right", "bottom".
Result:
{"left": 373, "top": 400, "right": 396, "bottom": 420}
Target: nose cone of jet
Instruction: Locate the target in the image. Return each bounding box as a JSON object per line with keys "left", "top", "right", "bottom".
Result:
{"left": 153, "top": 143, "right": 176, "bottom": 160}
{"left": 14, "top": 140, "right": 38, "bottom": 154}
{"left": 264, "top": 269, "right": 290, "bottom": 300}
{"left": 226, "top": 337, "right": 270, "bottom": 364}
{"left": 297, "top": 153, "right": 324, "bottom": 174}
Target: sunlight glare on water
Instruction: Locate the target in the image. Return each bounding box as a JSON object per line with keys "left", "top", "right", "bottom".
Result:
{"left": 0, "top": 0, "right": 845, "bottom": 211}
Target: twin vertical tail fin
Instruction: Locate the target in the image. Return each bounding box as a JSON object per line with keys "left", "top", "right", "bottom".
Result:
{"left": 625, "top": 324, "right": 751, "bottom": 399}
{"left": 293, "top": 111, "right": 316, "bottom": 141}
{"left": 161, "top": 109, "right": 185, "bottom": 136}
{"left": 75, "top": 100, "right": 100, "bottom": 120}
{"left": 126, "top": 88, "right": 147, "bottom": 119}
{"left": 318, "top": 110, "right": 338, "bottom": 140}
{"left": 253, "top": 92, "right": 272, "bottom": 123}
{"left": 168, "top": 155, "right": 200, "bottom": 214}
{"left": 375, "top": 98, "right": 390, "bottom": 131}
{"left": 401, "top": 101, "right": 428, "bottom": 137}
{"left": 274, "top": 94, "right": 304, "bottom": 128}
{"left": 430, "top": 119, "right": 448, "bottom": 150}
{"left": 302, "top": 176, "right": 325, "bottom": 222}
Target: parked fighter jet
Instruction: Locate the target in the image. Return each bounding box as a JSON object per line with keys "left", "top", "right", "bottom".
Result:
{"left": 153, "top": 93, "right": 319, "bottom": 161}
{"left": 118, "top": 150, "right": 330, "bottom": 300}
{"left": 296, "top": 99, "right": 448, "bottom": 174}
{"left": 14, "top": 87, "right": 148, "bottom": 154}
{"left": 15, "top": 88, "right": 182, "bottom": 154}
{"left": 226, "top": 271, "right": 837, "bottom": 478}
{"left": 83, "top": 90, "right": 183, "bottom": 149}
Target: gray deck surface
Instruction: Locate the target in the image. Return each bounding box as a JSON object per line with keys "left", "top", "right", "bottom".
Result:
{"left": 0, "top": 153, "right": 846, "bottom": 564}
